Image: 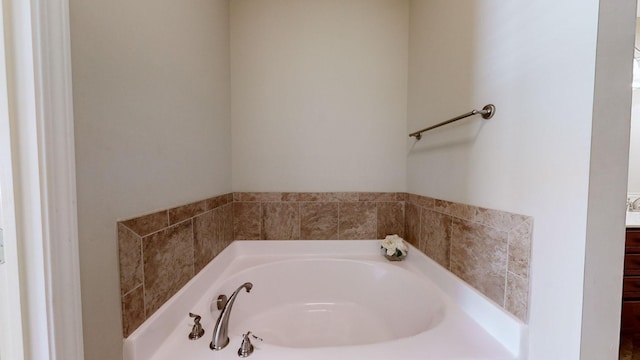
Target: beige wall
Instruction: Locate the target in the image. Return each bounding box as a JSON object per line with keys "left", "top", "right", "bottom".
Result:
{"left": 69, "top": 0, "right": 634, "bottom": 358}
{"left": 630, "top": 89, "right": 640, "bottom": 193}
{"left": 407, "top": 0, "right": 630, "bottom": 358}
{"left": 70, "top": 0, "right": 231, "bottom": 358}
{"left": 629, "top": 19, "right": 640, "bottom": 194}
{"left": 230, "top": 0, "right": 408, "bottom": 192}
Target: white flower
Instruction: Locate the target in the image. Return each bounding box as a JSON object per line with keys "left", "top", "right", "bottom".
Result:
{"left": 394, "top": 238, "right": 408, "bottom": 254}
{"left": 381, "top": 238, "right": 396, "bottom": 251}
{"left": 381, "top": 235, "right": 408, "bottom": 257}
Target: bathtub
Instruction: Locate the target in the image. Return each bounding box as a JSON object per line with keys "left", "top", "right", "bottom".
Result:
{"left": 124, "top": 240, "right": 526, "bottom": 360}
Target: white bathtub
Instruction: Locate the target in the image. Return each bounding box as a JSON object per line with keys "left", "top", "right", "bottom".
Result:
{"left": 124, "top": 240, "right": 526, "bottom": 360}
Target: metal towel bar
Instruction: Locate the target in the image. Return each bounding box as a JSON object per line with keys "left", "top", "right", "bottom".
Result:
{"left": 409, "top": 104, "right": 495, "bottom": 140}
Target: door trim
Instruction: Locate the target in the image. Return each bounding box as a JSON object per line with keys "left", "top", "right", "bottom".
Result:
{"left": 2, "top": 0, "right": 84, "bottom": 358}
{"left": 31, "top": 0, "right": 85, "bottom": 358}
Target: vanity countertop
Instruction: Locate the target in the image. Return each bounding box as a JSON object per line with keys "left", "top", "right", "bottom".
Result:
{"left": 627, "top": 211, "right": 640, "bottom": 228}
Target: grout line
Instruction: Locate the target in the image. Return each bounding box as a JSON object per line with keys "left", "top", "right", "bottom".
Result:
{"left": 448, "top": 215, "right": 453, "bottom": 271}
{"left": 138, "top": 225, "right": 167, "bottom": 239}
{"left": 337, "top": 202, "right": 341, "bottom": 239}
{"left": 140, "top": 233, "right": 147, "bottom": 321}
{"left": 418, "top": 207, "right": 423, "bottom": 251}
{"left": 190, "top": 219, "right": 195, "bottom": 277}
{"left": 259, "top": 201, "right": 263, "bottom": 240}
{"left": 502, "top": 226, "right": 511, "bottom": 308}
{"left": 119, "top": 222, "right": 138, "bottom": 235}
{"left": 297, "top": 202, "right": 301, "bottom": 240}
{"left": 373, "top": 202, "right": 377, "bottom": 240}
{"left": 122, "top": 283, "right": 143, "bottom": 298}
{"left": 217, "top": 206, "right": 221, "bottom": 253}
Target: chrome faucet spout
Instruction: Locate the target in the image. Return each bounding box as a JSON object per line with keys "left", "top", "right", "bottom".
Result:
{"left": 210, "top": 282, "right": 253, "bottom": 351}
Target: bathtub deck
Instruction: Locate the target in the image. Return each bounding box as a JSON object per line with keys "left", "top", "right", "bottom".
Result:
{"left": 124, "top": 240, "right": 526, "bottom": 360}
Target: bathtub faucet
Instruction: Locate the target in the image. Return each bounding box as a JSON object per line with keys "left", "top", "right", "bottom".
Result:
{"left": 210, "top": 282, "right": 253, "bottom": 351}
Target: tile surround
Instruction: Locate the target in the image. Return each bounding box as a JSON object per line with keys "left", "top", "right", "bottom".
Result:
{"left": 142, "top": 221, "right": 194, "bottom": 317}
{"left": 404, "top": 194, "right": 533, "bottom": 322}
{"left": 193, "top": 208, "right": 221, "bottom": 273}
{"left": 300, "top": 202, "right": 339, "bottom": 240}
{"left": 338, "top": 202, "right": 377, "bottom": 239}
{"left": 117, "top": 191, "right": 532, "bottom": 337}
{"left": 377, "top": 202, "right": 405, "bottom": 240}
{"left": 117, "top": 193, "right": 233, "bottom": 337}
{"left": 450, "top": 219, "right": 508, "bottom": 305}
{"left": 261, "top": 202, "right": 300, "bottom": 240}
{"left": 233, "top": 202, "right": 261, "bottom": 239}
{"left": 231, "top": 192, "right": 406, "bottom": 241}
{"left": 420, "top": 209, "right": 451, "bottom": 269}
{"left": 117, "top": 224, "right": 142, "bottom": 295}
{"left": 121, "top": 286, "right": 144, "bottom": 337}
{"left": 404, "top": 202, "right": 421, "bottom": 246}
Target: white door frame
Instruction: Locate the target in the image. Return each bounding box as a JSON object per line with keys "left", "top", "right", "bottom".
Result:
{"left": 2, "top": 0, "right": 84, "bottom": 358}
{"left": 0, "top": 1, "right": 26, "bottom": 358}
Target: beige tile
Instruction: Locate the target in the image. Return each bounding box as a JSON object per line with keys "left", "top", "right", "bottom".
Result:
{"left": 222, "top": 203, "right": 234, "bottom": 245}
{"left": 291, "top": 192, "right": 324, "bottom": 202}
{"left": 238, "top": 192, "right": 282, "bottom": 202}
{"left": 407, "top": 193, "right": 421, "bottom": 206}
{"left": 121, "top": 285, "right": 145, "bottom": 338}
{"left": 295, "top": 192, "right": 359, "bottom": 202}
{"left": 233, "top": 192, "right": 240, "bottom": 201}
{"left": 261, "top": 203, "right": 300, "bottom": 240}
{"left": 414, "top": 195, "right": 435, "bottom": 209}
{"left": 168, "top": 200, "right": 207, "bottom": 225}
{"left": 118, "top": 223, "right": 143, "bottom": 295}
{"left": 331, "top": 192, "right": 359, "bottom": 202}
{"left": 406, "top": 193, "right": 434, "bottom": 209}
{"left": 122, "top": 210, "right": 168, "bottom": 237}
{"left": 339, "top": 202, "right": 376, "bottom": 239}
{"left": 395, "top": 192, "right": 408, "bottom": 201}
{"left": 450, "top": 219, "right": 508, "bottom": 305}
{"left": 206, "top": 194, "right": 229, "bottom": 210}
{"left": 233, "top": 202, "right": 261, "bottom": 240}
{"left": 475, "top": 207, "right": 529, "bottom": 231}
{"left": 358, "top": 192, "right": 396, "bottom": 202}
{"left": 300, "top": 202, "right": 339, "bottom": 240}
{"left": 434, "top": 199, "right": 476, "bottom": 221}
{"left": 281, "top": 192, "right": 299, "bottom": 201}
{"left": 404, "top": 202, "right": 420, "bottom": 247}
{"left": 377, "top": 202, "right": 404, "bottom": 239}
{"left": 505, "top": 272, "right": 529, "bottom": 322}
{"left": 508, "top": 219, "right": 533, "bottom": 279}
{"left": 420, "top": 209, "right": 451, "bottom": 269}
{"left": 193, "top": 209, "right": 221, "bottom": 273}
{"left": 143, "top": 221, "right": 194, "bottom": 317}
{"left": 216, "top": 214, "right": 231, "bottom": 255}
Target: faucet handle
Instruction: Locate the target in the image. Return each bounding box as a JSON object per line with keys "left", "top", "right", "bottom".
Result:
{"left": 237, "top": 331, "right": 262, "bottom": 358}
{"left": 248, "top": 332, "right": 262, "bottom": 342}
{"left": 216, "top": 294, "right": 228, "bottom": 310}
{"left": 188, "top": 312, "right": 205, "bottom": 340}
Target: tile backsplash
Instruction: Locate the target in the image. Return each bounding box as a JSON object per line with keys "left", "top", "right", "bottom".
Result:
{"left": 117, "top": 193, "right": 233, "bottom": 337}
{"left": 233, "top": 192, "right": 405, "bottom": 240}
{"left": 117, "top": 192, "right": 531, "bottom": 337}
{"left": 405, "top": 194, "right": 532, "bottom": 322}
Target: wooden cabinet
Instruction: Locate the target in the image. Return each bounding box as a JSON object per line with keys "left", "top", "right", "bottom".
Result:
{"left": 623, "top": 228, "right": 640, "bottom": 333}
